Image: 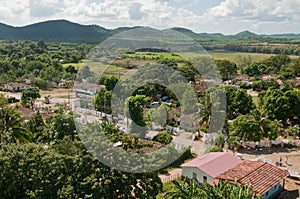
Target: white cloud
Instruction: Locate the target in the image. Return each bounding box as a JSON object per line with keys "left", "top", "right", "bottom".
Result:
{"left": 128, "top": 3, "right": 145, "bottom": 20}
{"left": 200, "top": 0, "right": 300, "bottom": 33}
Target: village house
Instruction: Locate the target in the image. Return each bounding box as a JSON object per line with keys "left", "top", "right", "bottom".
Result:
{"left": 261, "top": 74, "right": 278, "bottom": 81}
{"left": 4, "top": 82, "right": 29, "bottom": 92}
{"left": 215, "top": 160, "right": 290, "bottom": 199}
{"left": 19, "top": 77, "right": 31, "bottom": 85}
{"left": 74, "top": 82, "right": 104, "bottom": 98}
{"left": 181, "top": 152, "right": 242, "bottom": 183}
{"left": 181, "top": 152, "right": 290, "bottom": 198}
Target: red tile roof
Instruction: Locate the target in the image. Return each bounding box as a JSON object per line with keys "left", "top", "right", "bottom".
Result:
{"left": 181, "top": 152, "right": 243, "bottom": 178}
{"left": 217, "top": 161, "right": 290, "bottom": 196}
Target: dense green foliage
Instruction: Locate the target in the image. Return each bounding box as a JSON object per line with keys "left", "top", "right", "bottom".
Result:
{"left": 0, "top": 102, "right": 163, "bottom": 198}
{"left": 153, "top": 131, "right": 173, "bottom": 145}
{"left": 215, "top": 59, "right": 237, "bottom": 79}
{"left": 125, "top": 95, "right": 149, "bottom": 138}
{"left": 204, "top": 145, "right": 223, "bottom": 154}
{"left": 94, "top": 88, "right": 112, "bottom": 114}
{"left": 0, "top": 40, "right": 89, "bottom": 89}
{"left": 225, "top": 87, "right": 254, "bottom": 120}
{"left": 0, "top": 142, "right": 162, "bottom": 199}
{"left": 165, "top": 178, "right": 258, "bottom": 199}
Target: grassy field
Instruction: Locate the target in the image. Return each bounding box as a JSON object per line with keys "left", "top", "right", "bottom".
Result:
{"left": 68, "top": 51, "right": 299, "bottom": 77}
{"left": 125, "top": 52, "right": 186, "bottom": 62}
{"left": 208, "top": 50, "right": 299, "bottom": 63}
{"left": 208, "top": 51, "right": 274, "bottom": 63}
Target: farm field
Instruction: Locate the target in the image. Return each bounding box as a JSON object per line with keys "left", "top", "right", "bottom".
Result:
{"left": 64, "top": 51, "right": 299, "bottom": 78}
{"left": 208, "top": 51, "right": 275, "bottom": 63}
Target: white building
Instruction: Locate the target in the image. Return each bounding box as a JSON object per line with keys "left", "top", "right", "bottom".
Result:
{"left": 181, "top": 152, "right": 242, "bottom": 183}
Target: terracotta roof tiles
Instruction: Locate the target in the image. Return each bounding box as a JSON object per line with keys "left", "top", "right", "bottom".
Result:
{"left": 217, "top": 160, "right": 290, "bottom": 196}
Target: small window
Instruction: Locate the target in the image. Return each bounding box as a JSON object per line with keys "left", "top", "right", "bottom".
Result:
{"left": 266, "top": 191, "right": 269, "bottom": 197}
{"left": 203, "top": 176, "right": 207, "bottom": 183}
{"left": 193, "top": 172, "right": 197, "bottom": 179}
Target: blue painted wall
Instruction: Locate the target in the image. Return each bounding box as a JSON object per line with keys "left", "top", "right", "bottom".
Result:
{"left": 261, "top": 183, "right": 281, "bottom": 199}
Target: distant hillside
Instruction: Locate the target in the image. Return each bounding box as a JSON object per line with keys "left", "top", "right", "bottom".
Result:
{"left": 233, "top": 30, "right": 258, "bottom": 39}
{"left": 171, "top": 27, "right": 197, "bottom": 36}
{"left": 0, "top": 20, "right": 112, "bottom": 43}
{"left": 262, "top": 33, "right": 300, "bottom": 39}
{"left": 0, "top": 20, "right": 300, "bottom": 43}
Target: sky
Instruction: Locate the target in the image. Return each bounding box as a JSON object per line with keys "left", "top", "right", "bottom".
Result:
{"left": 0, "top": 0, "right": 300, "bottom": 34}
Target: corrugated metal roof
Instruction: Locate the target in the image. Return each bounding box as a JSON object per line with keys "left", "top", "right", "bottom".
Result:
{"left": 181, "top": 152, "right": 242, "bottom": 178}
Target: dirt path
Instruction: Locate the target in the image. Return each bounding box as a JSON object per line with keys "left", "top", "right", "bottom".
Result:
{"left": 236, "top": 148, "right": 300, "bottom": 175}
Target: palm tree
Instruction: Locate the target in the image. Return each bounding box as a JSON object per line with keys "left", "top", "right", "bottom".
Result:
{"left": 202, "top": 180, "right": 259, "bottom": 199}
{"left": 229, "top": 108, "right": 282, "bottom": 144}
{"left": 247, "top": 108, "right": 281, "bottom": 140}
{"left": 199, "top": 94, "right": 211, "bottom": 130}
{"left": 165, "top": 178, "right": 204, "bottom": 199}
{"left": 101, "top": 121, "right": 117, "bottom": 135}
{"left": 0, "top": 107, "right": 30, "bottom": 144}
{"left": 199, "top": 90, "right": 226, "bottom": 134}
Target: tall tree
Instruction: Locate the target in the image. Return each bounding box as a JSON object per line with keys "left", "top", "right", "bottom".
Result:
{"left": 229, "top": 116, "right": 261, "bottom": 142}
{"left": 104, "top": 76, "right": 119, "bottom": 91}
{"left": 149, "top": 106, "right": 167, "bottom": 127}
{"left": 229, "top": 108, "right": 281, "bottom": 142}
{"left": 21, "top": 87, "right": 41, "bottom": 109}
{"left": 50, "top": 112, "right": 76, "bottom": 140}
{"left": 215, "top": 60, "right": 237, "bottom": 80}
{"left": 259, "top": 88, "right": 300, "bottom": 124}
{"left": 94, "top": 88, "right": 112, "bottom": 114}
{"left": 226, "top": 88, "right": 254, "bottom": 119}
{"left": 125, "top": 95, "right": 148, "bottom": 138}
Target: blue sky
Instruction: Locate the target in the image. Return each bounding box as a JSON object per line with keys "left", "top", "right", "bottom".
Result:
{"left": 0, "top": 0, "right": 299, "bottom": 34}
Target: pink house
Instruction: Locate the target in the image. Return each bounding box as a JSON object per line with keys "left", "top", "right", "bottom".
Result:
{"left": 181, "top": 152, "right": 242, "bottom": 183}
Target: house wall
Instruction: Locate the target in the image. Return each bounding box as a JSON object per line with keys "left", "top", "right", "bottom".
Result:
{"left": 182, "top": 167, "right": 214, "bottom": 183}
{"left": 4, "top": 84, "right": 13, "bottom": 91}
{"left": 261, "top": 183, "right": 281, "bottom": 199}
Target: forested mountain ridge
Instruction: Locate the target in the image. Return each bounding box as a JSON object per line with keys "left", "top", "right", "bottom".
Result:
{"left": 1, "top": 19, "right": 300, "bottom": 43}
{"left": 0, "top": 20, "right": 113, "bottom": 43}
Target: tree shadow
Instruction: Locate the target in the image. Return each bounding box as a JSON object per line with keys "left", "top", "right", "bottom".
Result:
{"left": 237, "top": 146, "right": 290, "bottom": 155}
{"left": 285, "top": 190, "right": 299, "bottom": 199}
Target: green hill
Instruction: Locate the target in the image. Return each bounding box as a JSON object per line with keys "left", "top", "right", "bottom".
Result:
{"left": 233, "top": 30, "right": 258, "bottom": 39}
{"left": 0, "top": 20, "right": 300, "bottom": 43}
{"left": 0, "top": 20, "right": 112, "bottom": 43}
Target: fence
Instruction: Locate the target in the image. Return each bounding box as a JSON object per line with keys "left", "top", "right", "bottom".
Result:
{"left": 159, "top": 169, "right": 182, "bottom": 184}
